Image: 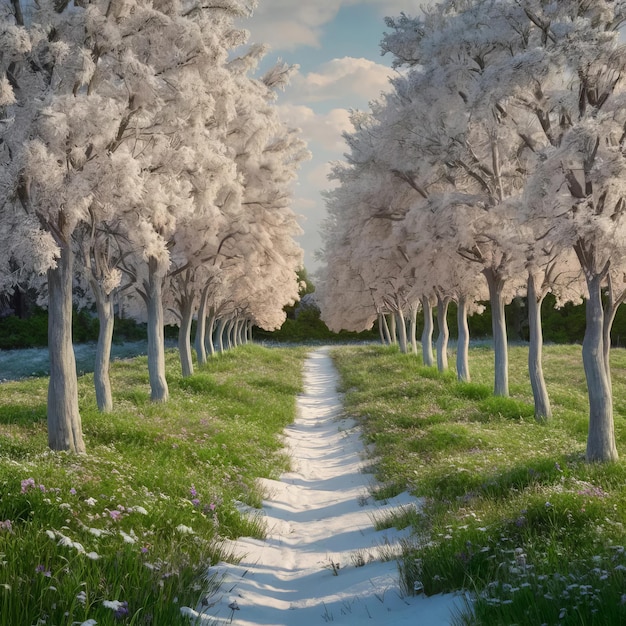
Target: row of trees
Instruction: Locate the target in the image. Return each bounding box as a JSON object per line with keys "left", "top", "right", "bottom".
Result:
{"left": 317, "top": 0, "right": 626, "bottom": 462}
{"left": 0, "top": 0, "right": 308, "bottom": 453}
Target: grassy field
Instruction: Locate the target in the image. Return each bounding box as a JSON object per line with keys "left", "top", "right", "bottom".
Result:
{"left": 0, "top": 344, "right": 308, "bottom": 626}
{"left": 331, "top": 343, "right": 626, "bottom": 625}
{"left": 3, "top": 341, "right": 626, "bottom": 625}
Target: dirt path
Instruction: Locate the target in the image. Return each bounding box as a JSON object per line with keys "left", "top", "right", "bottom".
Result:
{"left": 191, "top": 347, "right": 462, "bottom": 625}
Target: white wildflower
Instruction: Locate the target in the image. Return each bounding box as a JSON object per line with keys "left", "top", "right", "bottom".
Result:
{"left": 46, "top": 530, "right": 56, "bottom": 540}
{"left": 119, "top": 530, "right": 136, "bottom": 544}
{"left": 103, "top": 600, "right": 123, "bottom": 610}
{"left": 132, "top": 506, "right": 148, "bottom": 515}
{"left": 175, "top": 524, "right": 194, "bottom": 535}
{"left": 85, "top": 552, "right": 100, "bottom": 560}
{"left": 85, "top": 497, "right": 97, "bottom": 507}
{"left": 72, "top": 541, "right": 85, "bottom": 554}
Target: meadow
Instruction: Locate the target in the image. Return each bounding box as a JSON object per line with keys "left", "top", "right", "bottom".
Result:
{"left": 0, "top": 345, "right": 308, "bottom": 625}
{"left": 332, "top": 343, "right": 626, "bottom": 625}
{"left": 2, "top": 341, "right": 626, "bottom": 625}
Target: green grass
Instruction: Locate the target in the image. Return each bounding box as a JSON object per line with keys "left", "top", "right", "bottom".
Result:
{"left": 0, "top": 343, "right": 307, "bottom": 626}
{"left": 331, "top": 343, "right": 626, "bottom": 626}
{"left": 6, "top": 339, "right": 626, "bottom": 625}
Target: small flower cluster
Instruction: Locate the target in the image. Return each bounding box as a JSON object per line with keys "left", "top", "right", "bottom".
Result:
{"left": 576, "top": 481, "right": 609, "bottom": 499}
{"left": 0, "top": 519, "right": 12, "bottom": 532}
{"left": 475, "top": 545, "right": 626, "bottom": 621}
{"left": 188, "top": 485, "right": 219, "bottom": 524}
{"left": 20, "top": 477, "right": 62, "bottom": 496}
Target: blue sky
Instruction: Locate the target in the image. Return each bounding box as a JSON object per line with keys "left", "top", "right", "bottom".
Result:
{"left": 242, "top": 1, "right": 428, "bottom": 274}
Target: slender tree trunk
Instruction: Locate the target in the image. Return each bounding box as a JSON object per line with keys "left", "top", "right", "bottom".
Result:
{"left": 380, "top": 313, "right": 392, "bottom": 345}
{"left": 145, "top": 257, "right": 168, "bottom": 402}
{"left": 409, "top": 302, "right": 418, "bottom": 354}
{"left": 583, "top": 274, "right": 618, "bottom": 462}
{"left": 436, "top": 294, "right": 450, "bottom": 372}
{"left": 178, "top": 294, "right": 195, "bottom": 378}
{"left": 206, "top": 310, "right": 217, "bottom": 357}
{"left": 226, "top": 318, "right": 234, "bottom": 350}
{"left": 234, "top": 318, "right": 243, "bottom": 347}
{"left": 456, "top": 295, "right": 470, "bottom": 382}
{"left": 389, "top": 313, "right": 397, "bottom": 345}
{"left": 216, "top": 317, "right": 225, "bottom": 353}
{"left": 527, "top": 273, "right": 551, "bottom": 420}
{"left": 483, "top": 268, "right": 508, "bottom": 397}
{"left": 47, "top": 244, "right": 86, "bottom": 453}
{"left": 396, "top": 309, "right": 408, "bottom": 353}
{"left": 421, "top": 295, "right": 434, "bottom": 367}
{"left": 194, "top": 286, "right": 209, "bottom": 367}
{"left": 92, "top": 285, "right": 114, "bottom": 412}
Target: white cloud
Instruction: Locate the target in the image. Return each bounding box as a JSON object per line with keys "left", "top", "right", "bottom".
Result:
{"left": 290, "top": 57, "right": 392, "bottom": 105}
{"left": 364, "top": 0, "right": 429, "bottom": 18}
{"left": 243, "top": 1, "right": 430, "bottom": 51}
{"left": 243, "top": 2, "right": 341, "bottom": 50}
{"left": 278, "top": 104, "right": 351, "bottom": 153}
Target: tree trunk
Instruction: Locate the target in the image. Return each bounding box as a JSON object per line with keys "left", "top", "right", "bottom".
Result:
{"left": 527, "top": 273, "right": 551, "bottom": 421}
{"left": 194, "top": 286, "right": 209, "bottom": 367}
{"left": 436, "top": 294, "right": 450, "bottom": 372}
{"left": 583, "top": 274, "right": 618, "bottom": 462}
{"left": 380, "top": 313, "right": 392, "bottom": 345}
{"left": 216, "top": 317, "right": 225, "bottom": 353}
{"left": 92, "top": 285, "right": 114, "bottom": 412}
{"left": 484, "top": 268, "right": 509, "bottom": 397}
{"left": 47, "top": 244, "right": 86, "bottom": 453}
{"left": 178, "top": 294, "right": 195, "bottom": 378}
{"left": 389, "top": 313, "right": 397, "bottom": 345}
{"left": 233, "top": 318, "right": 242, "bottom": 347}
{"left": 409, "top": 302, "right": 418, "bottom": 354}
{"left": 456, "top": 295, "right": 470, "bottom": 382}
{"left": 421, "top": 295, "right": 434, "bottom": 367}
{"left": 145, "top": 257, "right": 168, "bottom": 402}
{"left": 226, "top": 318, "right": 234, "bottom": 350}
{"left": 206, "top": 309, "right": 217, "bottom": 357}
{"left": 396, "top": 309, "right": 408, "bottom": 353}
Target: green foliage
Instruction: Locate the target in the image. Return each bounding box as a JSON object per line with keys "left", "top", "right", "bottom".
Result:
{"left": 0, "top": 308, "right": 48, "bottom": 349}
{"left": 331, "top": 343, "right": 626, "bottom": 625}
{"left": 256, "top": 305, "right": 378, "bottom": 343}
{"left": 0, "top": 307, "right": 150, "bottom": 349}
{"left": 0, "top": 344, "right": 307, "bottom": 625}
